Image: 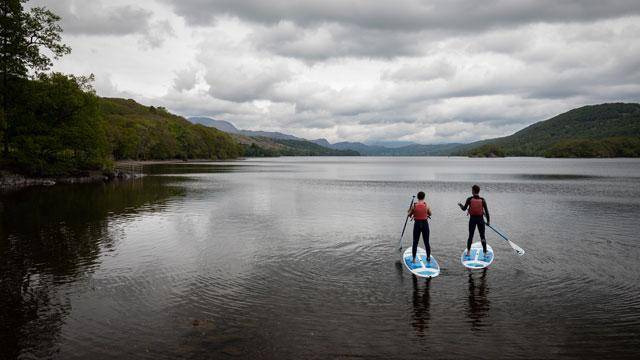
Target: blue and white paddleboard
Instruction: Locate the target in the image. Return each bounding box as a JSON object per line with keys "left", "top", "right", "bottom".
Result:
{"left": 403, "top": 247, "right": 440, "bottom": 278}
{"left": 461, "top": 242, "right": 494, "bottom": 269}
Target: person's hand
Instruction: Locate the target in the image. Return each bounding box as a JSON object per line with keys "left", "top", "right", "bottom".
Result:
{"left": 457, "top": 202, "right": 463, "bottom": 209}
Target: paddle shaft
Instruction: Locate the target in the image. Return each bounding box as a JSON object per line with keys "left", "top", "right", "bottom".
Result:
{"left": 486, "top": 223, "right": 525, "bottom": 255}
{"left": 397, "top": 196, "right": 416, "bottom": 250}
{"left": 486, "top": 223, "right": 507, "bottom": 241}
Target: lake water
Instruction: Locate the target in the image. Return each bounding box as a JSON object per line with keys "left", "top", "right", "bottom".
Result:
{"left": 1, "top": 157, "right": 639, "bottom": 359}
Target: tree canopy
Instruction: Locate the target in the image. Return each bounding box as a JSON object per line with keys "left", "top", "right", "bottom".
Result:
{"left": 1, "top": 0, "right": 71, "bottom": 156}
{"left": 10, "top": 73, "right": 109, "bottom": 175}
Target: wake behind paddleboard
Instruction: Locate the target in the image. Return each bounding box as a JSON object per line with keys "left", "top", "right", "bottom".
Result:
{"left": 461, "top": 242, "right": 494, "bottom": 269}
{"left": 403, "top": 247, "right": 440, "bottom": 278}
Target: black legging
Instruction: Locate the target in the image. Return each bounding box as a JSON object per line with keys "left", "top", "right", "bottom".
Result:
{"left": 467, "top": 216, "right": 487, "bottom": 253}
{"left": 412, "top": 220, "right": 430, "bottom": 259}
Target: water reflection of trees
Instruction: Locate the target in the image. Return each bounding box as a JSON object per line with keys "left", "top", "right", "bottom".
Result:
{"left": 466, "top": 270, "right": 490, "bottom": 330}
{"left": 0, "top": 177, "right": 185, "bottom": 358}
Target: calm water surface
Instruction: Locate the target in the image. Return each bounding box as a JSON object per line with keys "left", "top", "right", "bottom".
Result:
{"left": 1, "top": 157, "right": 639, "bottom": 359}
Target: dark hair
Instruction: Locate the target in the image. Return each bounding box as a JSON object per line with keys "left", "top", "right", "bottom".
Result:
{"left": 417, "top": 191, "right": 425, "bottom": 200}
{"left": 472, "top": 185, "right": 480, "bottom": 194}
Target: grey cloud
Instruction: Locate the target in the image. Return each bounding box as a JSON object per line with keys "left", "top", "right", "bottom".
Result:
{"left": 141, "top": 20, "right": 175, "bottom": 48}
{"left": 31, "top": 0, "right": 152, "bottom": 35}
{"left": 282, "top": 87, "right": 393, "bottom": 118}
{"left": 357, "top": 115, "right": 417, "bottom": 125}
{"left": 173, "top": 67, "right": 198, "bottom": 92}
{"left": 204, "top": 64, "right": 292, "bottom": 103}
{"left": 382, "top": 60, "right": 456, "bottom": 82}
{"left": 379, "top": 22, "right": 640, "bottom": 104}
{"left": 163, "top": 0, "right": 640, "bottom": 32}
{"left": 301, "top": 118, "right": 336, "bottom": 129}
{"left": 522, "top": 42, "right": 640, "bottom": 100}
{"left": 250, "top": 22, "right": 425, "bottom": 60}
{"left": 162, "top": 0, "right": 640, "bottom": 61}
{"left": 31, "top": 0, "right": 173, "bottom": 48}
{"left": 464, "top": 30, "right": 531, "bottom": 55}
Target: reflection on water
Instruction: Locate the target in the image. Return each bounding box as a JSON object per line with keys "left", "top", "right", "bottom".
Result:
{"left": 411, "top": 276, "right": 431, "bottom": 337}
{"left": 1, "top": 157, "right": 640, "bottom": 359}
{"left": 467, "top": 270, "right": 490, "bottom": 330}
{"left": 0, "top": 177, "right": 185, "bottom": 359}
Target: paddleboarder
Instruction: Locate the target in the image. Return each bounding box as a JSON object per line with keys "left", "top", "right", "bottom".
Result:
{"left": 458, "top": 185, "right": 491, "bottom": 259}
{"left": 408, "top": 191, "right": 432, "bottom": 263}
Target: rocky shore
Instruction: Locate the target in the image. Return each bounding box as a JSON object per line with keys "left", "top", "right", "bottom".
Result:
{"left": 0, "top": 170, "right": 142, "bottom": 190}
{"left": 0, "top": 159, "right": 223, "bottom": 190}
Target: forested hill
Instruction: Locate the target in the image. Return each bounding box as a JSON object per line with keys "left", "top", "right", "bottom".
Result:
{"left": 102, "top": 98, "right": 358, "bottom": 159}
{"left": 100, "top": 98, "right": 243, "bottom": 161}
{"left": 461, "top": 103, "right": 640, "bottom": 157}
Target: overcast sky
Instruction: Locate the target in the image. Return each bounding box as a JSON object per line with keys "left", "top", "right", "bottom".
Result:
{"left": 33, "top": 0, "right": 640, "bottom": 144}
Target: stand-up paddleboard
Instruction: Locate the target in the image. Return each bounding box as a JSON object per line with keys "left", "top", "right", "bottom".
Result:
{"left": 403, "top": 247, "right": 440, "bottom": 278}
{"left": 461, "top": 242, "right": 494, "bottom": 269}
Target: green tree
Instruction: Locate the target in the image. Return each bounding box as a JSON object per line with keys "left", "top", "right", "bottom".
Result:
{"left": 12, "top": 73, "right": 109, "bottom": 176}
{"left": 1, "top": 0, "right": 70, "bottom": 157}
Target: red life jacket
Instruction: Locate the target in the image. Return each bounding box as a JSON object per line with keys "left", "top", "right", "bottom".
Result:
{"left": 413, "top": 201, "right": 428, "bottom": 220}
{"left": 468, "top": 197, "right": 484, "bottom": 216}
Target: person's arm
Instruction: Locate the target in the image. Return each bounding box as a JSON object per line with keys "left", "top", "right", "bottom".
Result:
{"left": 458, "top": 197, "right": 471, "bottom": 211}
{"left": 427, "top": 205, "right": 432, "bottom": 217}
{"left": 407, "top": 203, "right": 415, "bottom": 218}
{"left": 483, "top": 198, "right": 490, "bottom": 224}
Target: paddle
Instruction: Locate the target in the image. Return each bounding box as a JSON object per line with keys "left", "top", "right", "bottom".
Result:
{"left": 486, "top": 223, "right": 525, "bottom": 256}
{"left": 397, "top": 195, "right": 416, "bottom": 251}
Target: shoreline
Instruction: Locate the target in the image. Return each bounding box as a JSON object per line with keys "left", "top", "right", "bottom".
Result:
{"left": 0, "top": 158, "right": 241, "bottom": 191}
{"left": 0, "top": 169, "right": 141, "bottom": 191}
{"left": 115, "top": 158, "right": 239, "bottom": 166}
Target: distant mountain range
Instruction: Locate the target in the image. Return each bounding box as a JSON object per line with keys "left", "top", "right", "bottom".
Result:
{"left": 189, "top": 116, "right": 463, "bottom": 156}
{"left": 189, "top": 117, "right": 240, "bottom": 134}
{"left": 189, "top": 102, "right": 640, "bottom": 158}
{"left": 189, "top": 117, "right": 304, "bottom": 141}
{"left": 308, "top": 139, "right": 463, "bottom": 156}
{"left": 188, "top": 117, "right": 357, "bottom": 156}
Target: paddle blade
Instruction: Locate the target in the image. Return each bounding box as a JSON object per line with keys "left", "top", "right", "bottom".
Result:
{"left": 509, "top": 241, "right": 525, "bottom": 256}
{"left": 487, "top": 224, "right": 525, "bottom": 257}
